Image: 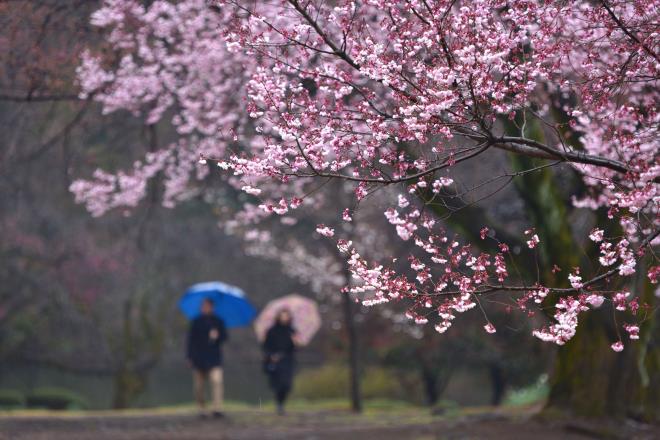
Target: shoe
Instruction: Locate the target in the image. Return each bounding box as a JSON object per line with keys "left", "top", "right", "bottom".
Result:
{"left": 276, "top": 405, "right": 285, "bottom": 416}
{"left": 212, "top": 411, "right": 225, "bottom": 419}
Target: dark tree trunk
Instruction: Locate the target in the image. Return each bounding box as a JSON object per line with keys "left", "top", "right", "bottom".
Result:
{"left": 112, "top": 367, "right": 146, "bottom": 409}
{"left": 341, "top": 283, "right": 362, "bottom": 413}
{"left": 489, "top": 363, "right": 507, "bottom": 406}
{"left": 546, "top": 282, "right": 660, "bottom": 421}
{"left": 111, "top": 299, "right": 149, "bottom": 409}
{"left": 421, "top": 365, "right": 439, "bottom": 406}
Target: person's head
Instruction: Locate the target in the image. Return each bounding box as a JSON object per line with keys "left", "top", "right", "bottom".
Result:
{"left": 276, "top": 308, "right": 292, "bottom": 326}
{"left": 201, "top": 298, "right": 215, "bottom": 316}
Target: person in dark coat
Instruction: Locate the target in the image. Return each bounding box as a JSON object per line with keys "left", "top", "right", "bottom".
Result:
{"left": 187, "top": 297, "right": 228, "bottom": 418}
{"left": 263, "top": 309, "right": 298, "bottom": 415}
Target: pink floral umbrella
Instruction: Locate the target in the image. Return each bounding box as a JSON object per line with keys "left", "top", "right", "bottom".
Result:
{"left": 254, "top": 294, "right": 321, "bottom": 346}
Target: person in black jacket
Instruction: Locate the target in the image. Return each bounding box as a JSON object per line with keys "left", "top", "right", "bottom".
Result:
{"left": 263, "top": 309, "right": 298, "bottom": 415}
{"left": 187, "top": 297, "right": 228, "bottom": 418}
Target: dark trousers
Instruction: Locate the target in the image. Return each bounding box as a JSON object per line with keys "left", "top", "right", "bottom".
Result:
{"left": 268, "top": 356, "right": 294, "bottom": 405}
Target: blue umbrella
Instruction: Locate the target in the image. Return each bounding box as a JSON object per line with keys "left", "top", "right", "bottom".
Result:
{"left": 179, "top": 281, "right": 257, "bottom": 328}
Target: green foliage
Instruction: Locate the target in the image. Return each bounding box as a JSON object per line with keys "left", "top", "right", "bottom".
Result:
{"left": 290, "top": 365, "right": 347, "bottom": 400}
{"left": 504, "top": 374, "right": 549, "bottom": 407}
{"left": 291, "top": 364, "right": 406, "bottom": 401}
{"left": 25, "top": 387, "right": 88, "bottom": 410}
{"left": 0, "top": 389, "right": 25, "bottom": 409}
{"left": 362, "top": 367, "right": 407, "bottom": 400}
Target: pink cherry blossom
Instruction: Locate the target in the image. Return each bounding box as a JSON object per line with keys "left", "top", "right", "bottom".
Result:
{"left": 623, "top": 324, "right": 640, "bottom": 340}
{"left": 586, "top": 295, "right": 605, "bottom": 308}
{"left": 533, "top": 297, "right": 589, "bottom": 345}
{"left": 568, "top": 271, "right": 584, "bottom": 290}
{"left": 589, "top": 229, "right": 604, "bottom": 242}
{"left": 71, "top": 0, "right": 660, "bottom": 353}
{"left": 613, "top": 291, "right": 631, "bottom": 311}
{"left": 649, "top": 266, "right": 660, "bottom": 284}
{"left": 342, "top": 209, "right": 353, "bottom": 222}
{"left": 316, "top": 225, "right": 335, "bottom": 237}
{"left": 525, "top": 230, "right": 540, "bottom": 249}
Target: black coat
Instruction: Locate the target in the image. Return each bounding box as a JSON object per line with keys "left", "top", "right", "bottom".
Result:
{"left": 263, "top": 323, "right": 295, "bottom": 358}
{"left": 262, "top": 323, "right": 296, "bottom": 381}
{"left": 186, "top": 315, "right": 228, "bottom": 371}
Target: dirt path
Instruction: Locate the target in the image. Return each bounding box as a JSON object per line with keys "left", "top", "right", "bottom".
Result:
{"left": 0, "top": 409, "right": 657, "bottom": 440}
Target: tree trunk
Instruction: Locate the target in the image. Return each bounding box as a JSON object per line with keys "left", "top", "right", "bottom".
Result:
{"left": 489, "top": 362, "right": 507, "bottom": 406}
{"left": 502, "top": 115, "right": 660, "bottom": 419}
{"left": 112, "top": 373, "right": 129, "bottom": 409}
{"left": 546, "top": 283, "right": 659, "bottom": 421}
{"left": 111, "top": 299, "right": 147, "bottom": 409}
{"left": 341, "top": 283, "right": 362, "bottom": 412}
{"left": 421, "top": 365, "right": 439, "bottom": 406}
{"left": 112, "top": 367, "right": 145, "bottom": 409}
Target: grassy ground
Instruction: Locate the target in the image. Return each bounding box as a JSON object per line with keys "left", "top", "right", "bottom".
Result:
{"left": 0, "top": 400, "right": 657, "bottom": 440}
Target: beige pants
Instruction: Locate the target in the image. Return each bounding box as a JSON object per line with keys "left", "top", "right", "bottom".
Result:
{"left": 193, "top": 367, "right": 223, "bottom": 412}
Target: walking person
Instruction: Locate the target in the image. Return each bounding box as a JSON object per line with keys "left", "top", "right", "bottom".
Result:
{"left": 187, "top": 297, "right": 228, "bottom": 418}
{"left": 263, "top": 309, "right": 298, "bottom": 415}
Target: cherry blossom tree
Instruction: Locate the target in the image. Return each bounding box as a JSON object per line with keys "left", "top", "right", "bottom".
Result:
{"left": 73, "top": 0, "right": 659, "bottom": 418}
